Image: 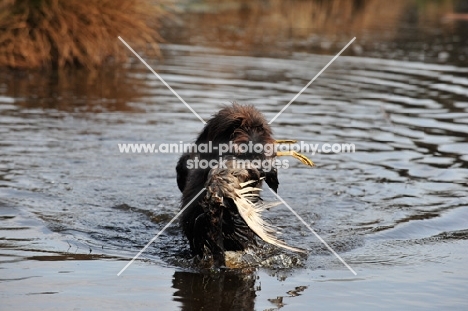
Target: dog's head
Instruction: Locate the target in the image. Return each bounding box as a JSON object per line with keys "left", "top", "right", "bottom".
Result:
{"left": 196, "top": 103, "right": 275, "bottom": 159}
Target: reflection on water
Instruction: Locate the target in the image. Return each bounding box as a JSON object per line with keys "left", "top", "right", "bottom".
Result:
{"left": 173, "top": 270, "right": 256, "bottom": 310}
{"left": 1, "top": 67, "right": 143, "bottom": 112}
{"left": 1, "top": 0, "right": 468, "bottom": 309}
{"left": 164, "top": 0, "right": 468, "bottom": 65}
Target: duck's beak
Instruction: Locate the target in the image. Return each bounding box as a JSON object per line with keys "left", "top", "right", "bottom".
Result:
{"left": 275, "top": 140, "right": 315, "bottom": 167}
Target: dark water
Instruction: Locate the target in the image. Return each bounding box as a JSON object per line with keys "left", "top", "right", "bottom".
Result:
{"left": 1, "top": 0, "right": 468, "bottom": 310}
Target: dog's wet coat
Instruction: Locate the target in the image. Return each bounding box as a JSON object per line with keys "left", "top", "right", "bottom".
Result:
{"left": 176, "top": 104, "right": 305, "bottom": 266}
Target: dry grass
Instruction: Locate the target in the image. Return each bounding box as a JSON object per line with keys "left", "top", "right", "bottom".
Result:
{"left": 0, "top": 0, "right": 169, "bottom": 69}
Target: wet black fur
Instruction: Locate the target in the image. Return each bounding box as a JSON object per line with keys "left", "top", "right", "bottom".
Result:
{"left": 176, "top": 104, "right": 278, "bottom": 266}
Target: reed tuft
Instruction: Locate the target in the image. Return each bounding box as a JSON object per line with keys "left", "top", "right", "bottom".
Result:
{"left": 0, "top": 0, "right": 169, "bottom": 69}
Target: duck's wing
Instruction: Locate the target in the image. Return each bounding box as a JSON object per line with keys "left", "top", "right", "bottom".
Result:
{"left": 234, "top": 185, "right": 306, "bottom": 254}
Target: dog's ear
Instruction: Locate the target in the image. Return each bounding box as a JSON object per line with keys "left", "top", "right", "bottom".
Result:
{"left": 265, "top": 169, "right": 279, "bottom": 192}
{"left": 176, "top": 153, "right": 191, "bottom": 192}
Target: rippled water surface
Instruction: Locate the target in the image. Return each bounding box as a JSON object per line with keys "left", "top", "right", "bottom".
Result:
{"left": 1, "top": 1, "right": 468, "bottom": 310}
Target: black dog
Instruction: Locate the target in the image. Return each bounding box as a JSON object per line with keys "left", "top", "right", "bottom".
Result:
{"left": 176, "top": 104, "right": 308, "bottom": 266}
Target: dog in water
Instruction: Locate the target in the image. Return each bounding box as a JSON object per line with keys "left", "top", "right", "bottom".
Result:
{"left": 176, "top": 103, "right": 313, "bottom": 267}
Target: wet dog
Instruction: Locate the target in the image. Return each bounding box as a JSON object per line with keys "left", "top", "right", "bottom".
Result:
{"left": 176, "top": 104, "right": 312, "bottom": 266}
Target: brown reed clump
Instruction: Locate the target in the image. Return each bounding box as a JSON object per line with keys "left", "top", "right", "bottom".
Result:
{"left": 0, "top": 0, "right": 169, "bottom": 69}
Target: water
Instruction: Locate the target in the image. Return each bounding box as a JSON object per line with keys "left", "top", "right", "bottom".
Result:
{"left": 1, "top": 0, "right": 468, "bottom": 310}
